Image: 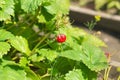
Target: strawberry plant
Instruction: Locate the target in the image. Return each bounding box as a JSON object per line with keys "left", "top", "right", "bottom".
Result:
{"left": 0, "top": 0, "right": 108, "bottom": 80}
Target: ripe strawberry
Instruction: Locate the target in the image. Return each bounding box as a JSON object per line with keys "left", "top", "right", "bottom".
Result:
{"left": 56, "top": 34, "right": 66, "bottom": 43}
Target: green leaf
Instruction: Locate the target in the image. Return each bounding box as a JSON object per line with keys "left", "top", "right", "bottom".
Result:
{"left": 0, "top": 66, "right": 26, "bottom": 80}
{"left": 5, "top": 26, "right": 39, "bottom": 49}
{"left": 37, "top": 15, "right": 46, "bottom": 23}
{"left": 75, "top": 62, "right": 97, "bottom": 80}
{"left": 0, "top": 42, "right": 11, "bottom": 58}
{"left": 25, "top": 67, "right": 41, "bottom": 80}
{"left": 0, "top": 59, "right": 17, "bottom": 66}
{"left": 0, "top": 0, "right": 14, "bottom": 21}
{"left": 0, "top": 29, "right": 15, "bottom": 41}
{"left": 65, "top": 69, "right": 84, "bottom": 80}
{"left": 0, "top": 0, "right": 5, "bottom": 8}
{"left": 21, "top": 0, "right": 43, "bottom": 12}
{"left": 115, "top": 1, "right": 120, "bottom": 9}
{"left": 44, "top": 0, "right": 70, "bottom": 15}
{"left": 37, "top": 49, "right": 58, "bottom": 61}
{"left": 65, "top": 65, "right": 97, "bottom": 80}
{"left": 29, "top": 53, "right": 45, "bottom": 62}
{"left": 41, "top": 6, "right": 54, "bottom": 21}
{"left": 107, "top": 1, "right": 120, "bottom": 9}
{"left": 59, "top": 50, "right": 82, "bottom": 61}
{"left": 67, "top": 27, "right": 106, "bottom": 47}
{"left": 95, "top": 0, "right": 108, "bottom": 10}
{"left": 10, "top": 36, "right": 31, "bottom": 56}
{"left": 84, "top": 34, "right": 107, "bottom": 47}
{"left": 107, "top": 1, "right": 116, "bottom": 9}
{"left": 19, "top": 57, "right": 29, "bottom": 67}
{"left": 53, "top": 57, "right": 75, "bottom": 74}
{"left": 58, "top": 27, "right": 106, "bottom": 47}
{"left": 81, "top": 43, "right": 108, "bottom": 72}
{"left": 0, "top": 59, "right": 40, "bottom": 80}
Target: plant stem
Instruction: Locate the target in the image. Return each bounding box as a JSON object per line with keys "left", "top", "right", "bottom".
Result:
{"left": 104, "top": 66, "right": 112, "bottom": 80}
{"left": 50, "top": 44, "right": 63, "bottom": 80}
{"left": 106, "top": 66, "right": 112, "bottom": 80}
{"left": 50, "top": 56, "right": 59, "bottom": 80}
{"left": 27, "top": 30, "right": 41, "bottom": 40}
{"left": 117, "top": 75, "right": 120, "bottom": 80}
{"left": 10, "top": 49, "right": 16, "bottom": 56}
{"left": 104, "top": 68, "right": 107, "bottom": 80}
{"left": 31, "top": 33, "right": 50, "bottom": 53}
{"left": 41, "top": 73, "right": 50, "bottom": 79}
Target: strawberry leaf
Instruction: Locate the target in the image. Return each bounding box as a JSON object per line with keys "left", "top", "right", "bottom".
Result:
{"left": 36, "top": 49, "right": 58, "bottom": 61}
{"left": 10, "top": 36, "right": 31, "bottom": 56}
{"left": 65, "top": 69, "right": 84, "bottom": 80}
{"left": 44, "top": 0, "right": 70, "bottom": 15}
{"left": 0, "top": 29, "right": 15, "bottom": 41}
{"left": 21, "top": 0, "right": 43, "bottom": 12}
{"left": 81, "top": 42, "right": 108, "bottom": 72}
{"left": 0, "top": 66, "right": 26, "bottom": 80}
{"left": 0, "top": 0, "right": 14, "bottom": 21}
{"left": 60, "top": 50, "right": 82, "bottom": 61}
{"left": 0, "top": 42, "right": 11, "bottom": 58}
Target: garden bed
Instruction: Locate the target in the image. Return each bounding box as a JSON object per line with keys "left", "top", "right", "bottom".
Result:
{"left": 69, "top": 5, "right": 120, "bottom": 33}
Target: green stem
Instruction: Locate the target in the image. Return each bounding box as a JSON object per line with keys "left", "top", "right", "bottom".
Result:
{"left": 104, "top": 66, "right": 112, "bottom": 80}
{"left": 10, "top": 49, "right": 17, "bottom": 57}
{"left": 104, "top": 68, "right": 107, "bottom": 80}
{"left": 106, "top": 66, "right": 112, "bottom": 80}
{"left": 58, "top": 43, "right": 63, "bottom": 52}
{"left": 27, "top": 30, "right": 41, "bottom": 40}
{"left": 50, "top": 43, "right": 63, "bottom": 80}
{"left": 41, "top": 73, "right": 50, "bottom": 79}
{"left": 50, "top": 56, "right": 59, "bottom": 80}
{"left": 117, "top": 75, "right": 120, "bottom": 80}
{"left": 31, "top": 33, "right": 51, "bottom": 53}
{"left": 39, "top": 40, "right": 54, "bottom": 49}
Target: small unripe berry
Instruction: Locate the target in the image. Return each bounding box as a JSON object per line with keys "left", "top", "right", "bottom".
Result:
{"left": 105, "top": 52, "right": 110, "bottom": 58}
